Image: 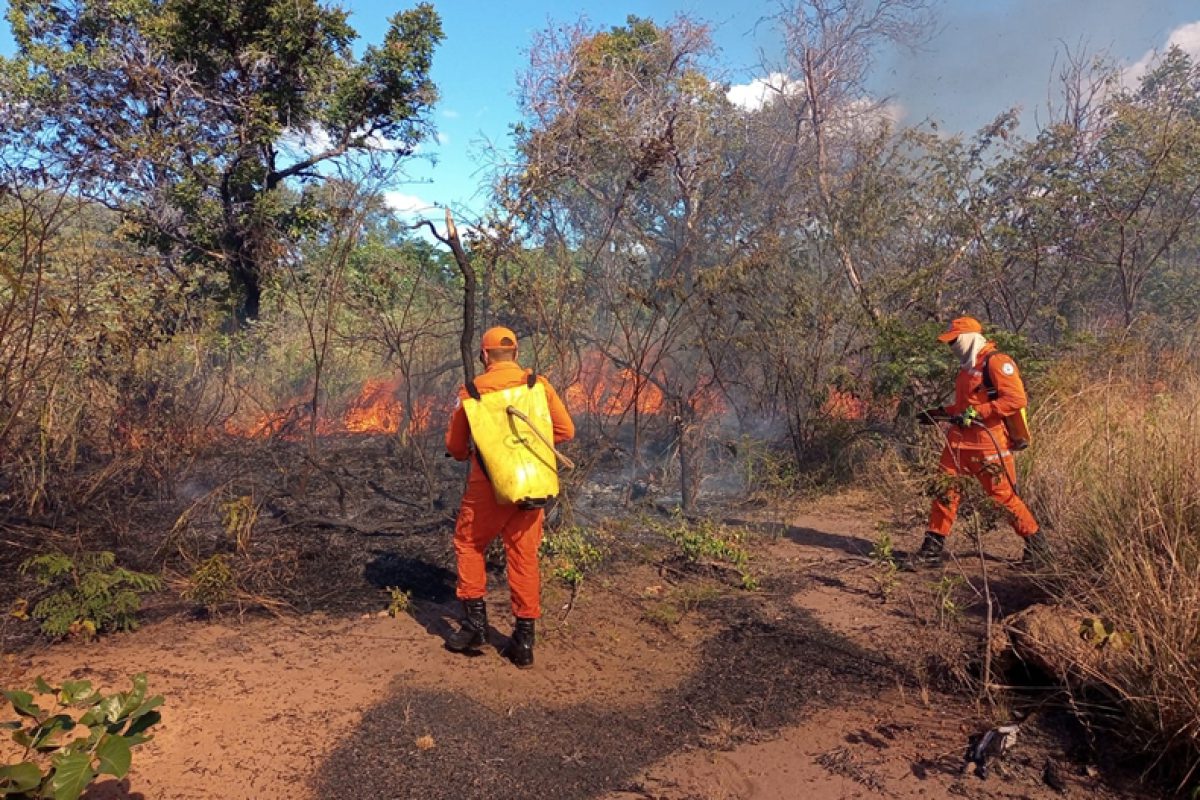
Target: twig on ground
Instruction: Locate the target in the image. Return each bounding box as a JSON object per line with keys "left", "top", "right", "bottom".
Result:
{"left": 970, "top": 514, "right": 996, "bottom": 705}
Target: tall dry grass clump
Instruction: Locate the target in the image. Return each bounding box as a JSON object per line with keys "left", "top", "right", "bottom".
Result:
{"left": 1025, "top": 349, "right": 1200, "bottom": 790}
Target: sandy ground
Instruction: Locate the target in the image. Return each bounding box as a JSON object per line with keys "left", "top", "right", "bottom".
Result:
{"left": 3, "top": 489, "right": 1147, "bottom": 799}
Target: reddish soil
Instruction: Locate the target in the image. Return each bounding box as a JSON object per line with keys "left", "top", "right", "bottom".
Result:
{"left": 2, "top": 455, "right": 1152, "bottom": 799}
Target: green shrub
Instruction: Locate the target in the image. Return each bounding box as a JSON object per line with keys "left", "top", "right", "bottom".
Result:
{"left": 655, "top": 516, "right": 759, "bottom": 591}
{"left": 182, "top": 555, "right": 235, "bottom": 611}
{"left": 870, "top": 527, "right": 899, "bottom": 600}
{"left": 0, "top": 673, "right": 163, "bottom": 800}
{"left": 19, "top": 552, "right": 162, "bottom": 639}
{"left": 385, "top": 587, "right": 412, "bottom": 617}
{"left": 732, "top": 435, "right": 801, "bottom": 498}
{"left": 540, "top": 526, "right": 607, "bottom": 587}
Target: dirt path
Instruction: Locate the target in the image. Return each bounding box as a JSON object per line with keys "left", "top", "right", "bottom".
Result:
{"left": 6, "top": 491, "right": 1145, "bottom": 799}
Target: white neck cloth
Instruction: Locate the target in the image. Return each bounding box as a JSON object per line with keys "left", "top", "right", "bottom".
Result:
{"left": 951, "top": 332, "right": 988, "bottom": 370}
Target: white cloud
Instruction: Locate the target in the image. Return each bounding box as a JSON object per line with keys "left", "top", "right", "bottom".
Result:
{"left": 442, "top": 109, "right": 461, "bottom": 119}
{"left": 280, "top": 124, "right": 334, "bottom": 156}
{"left": 436, "top": 132, "right": 450, "bottom": 145}
{"left": 723, "top": 73, "right": 903, "bottom": 130}
{"left": 383, "top": 191, "right": 436, "bottom": 217}
{"left": 1124, "top": 20, "right": 1200, "bottom": 88}
{"left": 279, "top": 124, "right": 416, "bottom": 156}
{"left": 362, "top": 132, "right": 413, "bottom": 152}
{"left": 726, "top": 73, "right": 803, "bottom": 112}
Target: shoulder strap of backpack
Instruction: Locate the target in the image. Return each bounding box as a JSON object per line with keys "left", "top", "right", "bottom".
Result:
{"left": 462, "top": 378, "right": 487, "bottom": 479}
{"left": 527, "top": 371, "right": 537, "bottom": 389}
{"left": 980, "top": 353, "right": 999, "bottom": 400}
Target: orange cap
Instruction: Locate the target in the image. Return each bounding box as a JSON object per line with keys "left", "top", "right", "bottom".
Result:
{"left": 481, "top": 326, "right": 518, "bottom": 350}
{"left": 937, "top": 316, "right": 983, "bottom": 343}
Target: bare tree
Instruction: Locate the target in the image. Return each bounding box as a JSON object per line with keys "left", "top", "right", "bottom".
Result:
{"left": 509, "top": 16, "right": 761, "bottom": 512}
{"left": 767, "top": 0, "right": 934, "bottom": 323}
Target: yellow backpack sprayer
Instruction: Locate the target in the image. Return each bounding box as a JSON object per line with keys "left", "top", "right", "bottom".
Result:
{"left": 461, "top": 373, "right": 573, "bottom": 508}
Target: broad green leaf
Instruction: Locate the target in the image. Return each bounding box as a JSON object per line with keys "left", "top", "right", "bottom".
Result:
{"left": 59, "top": 681, "right": 95, "bottom": 705}
{"left": 116, "top": 675, "right": 147, "bottom": 718}
{"left": 31, "top": 714, "right": 77, "bottom": 751}
{"left": 125, "top": 696, "right": 164, "bottom": 724}
{"left": 48, "top": 751, "right": 95, "bottom": 800}
{"left": 81, "top": 695, "right": 123, "bottom": 726}
{"left": 33, "top": 677, "right": 55, "bottom": 695}
{"left": 96, "top": 735, "right": 132, "bottom": 778}
{"left": 123, "top": 709, "right": 161, "bottom": 740}
{"left": 2, "top": 690, "right": 43, "bottom": 719}
{"left": 0, "top": 762, "right": 43, "bottom": 794}
{"left": 64, "top": 730, "right": 101, "bottom": 754}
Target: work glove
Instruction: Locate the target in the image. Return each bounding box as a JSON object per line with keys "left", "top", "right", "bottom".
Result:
{"left": 916, "top": 408, "right": 944, "bottom": 425}
{"left": 952, "top": 407, "right": 982, "bottom": 428}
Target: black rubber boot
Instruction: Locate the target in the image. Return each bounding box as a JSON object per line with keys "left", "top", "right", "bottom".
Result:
{"left": 1020, "top": 530, "right": 1052, "bottom": 567}
{"left": 903, "top": 531, "right": 946, "bottom": 570}
{"left": 446, "top": 599, "right": 487, "bottom": 652}
{"left": 505, "top": 618, "right": 535, "bottom": 669}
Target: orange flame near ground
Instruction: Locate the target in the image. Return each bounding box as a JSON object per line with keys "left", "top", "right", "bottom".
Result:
{"left": 561, "top": 351, "right": 736, "bottom": 420}
{"left": 224, "top": 351, "right": 737, "bottom": 441}
{"left": 224, "top": 376, "right": 434, "bottom": 439}
{"left": 821, "top": 389, "right": 867, "bottom": 421}
{"left": 564, "top": 351, "right": 665, "bottom": 417}
{"left": 820, "top": 387, "right": 899, "bottom": 422}
{"left": 344, "top": 378, "right": 403, "bottom": 434}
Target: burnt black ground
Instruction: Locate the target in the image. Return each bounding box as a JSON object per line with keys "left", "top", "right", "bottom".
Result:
{"left": 312, "top": 592, "right": 895, "bottom": 800}
{"left": 3, "top": 436, "right": 1169, "bottom": 799}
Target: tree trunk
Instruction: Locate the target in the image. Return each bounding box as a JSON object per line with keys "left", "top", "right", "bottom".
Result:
{"left": 231, "top": 253, "right": 262, "bottom": 325}
{"left": 676, "top": 398, "right": 700, "bottom": 515}
{"left": 444, "top": 210, "right": 476, "bottom": 382}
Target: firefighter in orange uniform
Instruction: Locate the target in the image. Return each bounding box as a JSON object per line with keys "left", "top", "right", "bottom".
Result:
{"left": 909, "top": 317, "right": 1049, "bottom": 567}
{"left": 444, "top": 326, "right": 575, "bottom": 667}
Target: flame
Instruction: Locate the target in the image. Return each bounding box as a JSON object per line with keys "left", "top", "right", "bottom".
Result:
{"left": 223, "top": 376, "right": 433, "bottom": 440}
{"left": 344, "top": 378, "right": 403, "bottom": 434}
{"left": 689, "top": 385, "right": 727, "bottom": 418}
{"left": 819, "top": 388, "right": 899, "bottom": 422}
{"left": 561, "top": 351, "right": 737, "bottom": 420}
{"left": 821, "top": 389, "right": 867, "bottom": 421}
{"left": 564, "top": 351, "right": 664, "bottom": 417}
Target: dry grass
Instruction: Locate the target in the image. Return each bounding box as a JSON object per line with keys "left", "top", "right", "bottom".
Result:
{"left": 1025, "top": 350, "right": 1200, "bottom": 791}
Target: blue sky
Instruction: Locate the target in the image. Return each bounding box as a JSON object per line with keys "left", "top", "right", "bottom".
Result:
{"left": 4, "top": 1, "right": 1200, "bottom": 222}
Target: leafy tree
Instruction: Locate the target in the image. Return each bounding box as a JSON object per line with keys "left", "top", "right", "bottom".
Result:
{"left": 1078, "top": 47, "right": 1200, "bottom": 328}
{"left": 766, "top": 0, "right": 934, "bottom": 324}
{"left": 1, "top": 0, "right": 443, "bottom": 322}
{"left": 512, "top": 16, "right": 757, "bottom": 510}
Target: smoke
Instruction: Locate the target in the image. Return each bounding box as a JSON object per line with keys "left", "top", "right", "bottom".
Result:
{"left": 874, "top": 0, "right": 1195, "bottom": 133}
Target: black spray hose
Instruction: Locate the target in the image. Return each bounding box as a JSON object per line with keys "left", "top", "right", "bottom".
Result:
{"left": 506, "top": 405, "right": 576, "bottom": 470}
{"left": 970, "top": 419, "right": 1019, "bottom": 496}
{"left": 931, "top": 415, "right": 1021, "bottom": 497}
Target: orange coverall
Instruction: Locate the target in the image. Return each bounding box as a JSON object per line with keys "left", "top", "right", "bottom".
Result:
{"left": 445, "top": 360, "right": 575, "bottom": 619}
{"left": 928, "top": 343, "right": 1039, "bottom": 539}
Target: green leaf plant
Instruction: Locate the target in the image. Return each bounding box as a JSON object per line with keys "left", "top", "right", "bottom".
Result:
{"left": 19, "top": 552, "right": 162, "bottom": 639}
{"left": 0, "top": 673, "right": 162, "bottom": 799}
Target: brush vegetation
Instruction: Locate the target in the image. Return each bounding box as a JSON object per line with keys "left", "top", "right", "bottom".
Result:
{"left": 1, "top": 1, "right": 1199, "bottom": 791}
{"left": 1025, "top": 349, "right": 1200, "bottom": 789}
